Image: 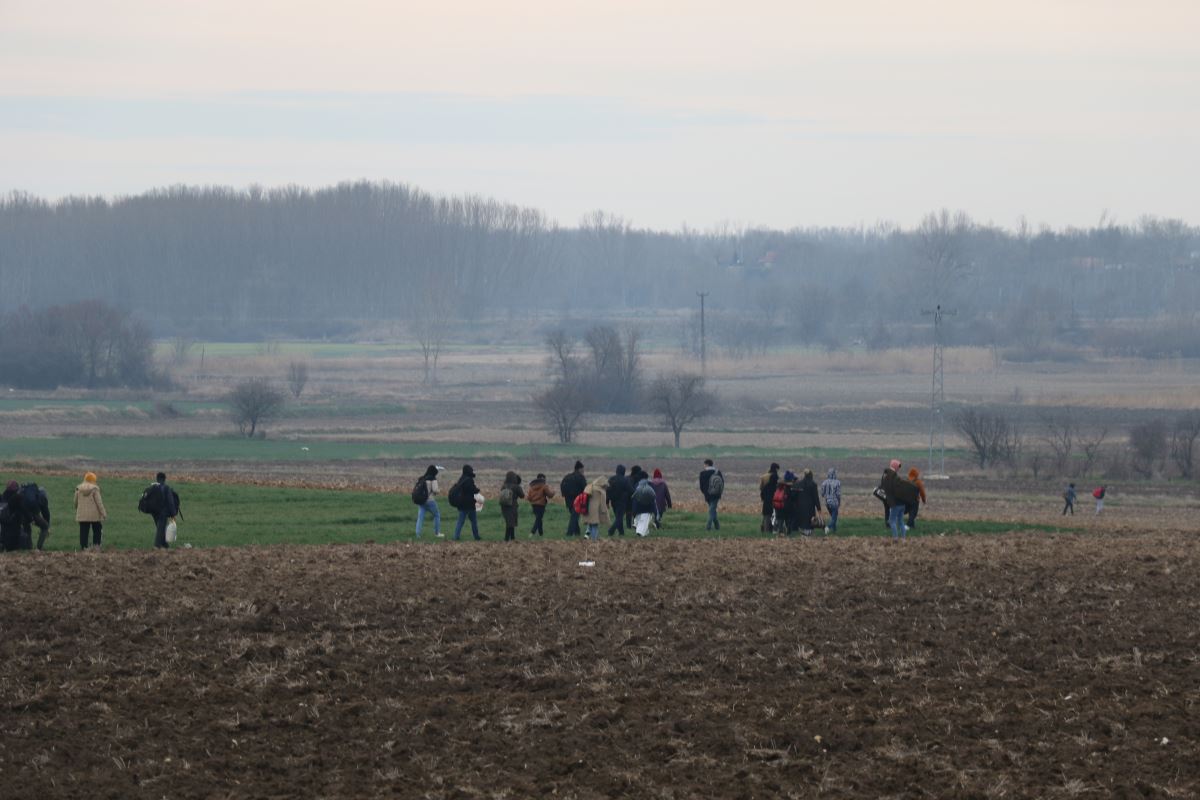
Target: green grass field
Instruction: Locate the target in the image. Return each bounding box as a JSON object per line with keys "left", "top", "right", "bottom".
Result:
{"left": 2, "top": 474, "right": 1066, "bottom": 553}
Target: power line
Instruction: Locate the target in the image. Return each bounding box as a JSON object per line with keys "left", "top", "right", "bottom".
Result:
{"left": 697, "top": 291, "right": 709, "bottom": 373}
{"left": 920, "top": 304, "right": 956, "bottom": 476}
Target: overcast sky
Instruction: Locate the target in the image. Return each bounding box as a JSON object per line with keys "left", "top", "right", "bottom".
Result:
{"left": 2, "top": 0, "right": 1197, "bottom": 230}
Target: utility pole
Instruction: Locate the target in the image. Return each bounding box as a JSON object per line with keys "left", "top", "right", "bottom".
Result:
{"left": 696, "top": 291, "right": 708, "bottom": 373}
{"left": 921, "top": 304, "right": 956, "bottom": 476}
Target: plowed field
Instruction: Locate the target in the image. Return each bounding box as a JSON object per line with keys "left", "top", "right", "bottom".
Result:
{"left": 2, "top": 533, "right": 1198, "bottom": 798}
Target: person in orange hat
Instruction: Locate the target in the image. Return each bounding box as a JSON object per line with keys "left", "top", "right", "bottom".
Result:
{"left": 906, "top": 467, "right": 927, "bottom": 529}
{"left": 75, "top": 472, "right": 108, "bottom": 550}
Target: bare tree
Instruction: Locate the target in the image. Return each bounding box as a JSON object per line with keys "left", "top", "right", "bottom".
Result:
{"left": 645, "top": 373, "right": 718, "bottom": 448}
{"left": 410, "top": 280, "right": 453, "bottom": 385}
{"left": 544, "top": 329, "right": 581, "bottom": 381}
{"left": 1128, "top": 419, "right": 1168, "bottom": 478}
{"left": 915, "top": 209, "right": 973, "bottom": 303}
{"left": 954, "top": 408, "right": 1019, "bottom": 468}
{"left": 229, "top": 378, "right": 286, "bottom": 438}
{"left": 1077, "top": 427, "right": 1109, "bottom": 478}
{"left": 287, "top": 361, "right": 309, "bottom": 399}
{"left": 171, "top": 335, "right": 195, "bottom": 365}
{"left": 1040, "top": 411, "right": 1077, "bottom": 475}
{"left": 1170, "top": 411, "right": 1200, "bottom": 479}
{"left": 533, "top": 379, "right": 590, "bottom": 444}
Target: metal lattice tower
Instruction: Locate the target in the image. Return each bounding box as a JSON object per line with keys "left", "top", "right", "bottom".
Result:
{"left": 922, "top": 304, "right": 956, "bottom": 476}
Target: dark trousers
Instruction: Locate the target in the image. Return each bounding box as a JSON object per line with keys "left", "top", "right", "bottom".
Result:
{"left": 531, "top": 505, "right": 546, "bottom": 536}
{"left": 154, "top": 515, "right": 170, "bottom": 548}
{"left": 0, "top": 526, "right": 20, "bottom": 551}
{"left": 1062, "top": 500, "right": 1073, "bottom": 515}
{"left": 608, "top": 501, "right": 626, "bottom": 535}
{"left": 906, "top": 503, "right": 920, "bottom": 528}
{"left": 504, "top": 525, "right": 516, "bottom": 541}
{"left": 80, "top": 521, "right": 103, "bottom": 549}
{"left": 566, "top": 504, "right": 581, "bottom": 536}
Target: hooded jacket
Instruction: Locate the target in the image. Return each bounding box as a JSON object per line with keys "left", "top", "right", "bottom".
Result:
{"left": 819, "top": 469, "right": 841, "bottom": 509}
{"left": 907, "top": 468, "right": 927, "bottom": 504}
{"left": 631, "top": 478, "right": 657, "bottom": 515}
{"left": 500, "top": 471, "right": 525, "bottom": 525}
{"left": 75, "top": 481, "right": 108, "bottom": 523}
{"left": 450, "top": 466, "right": 480, "bottom": 511}
{"left": 526, "top": 476, "right": 555, "bottom": 506}
{"left": 560, "top": 469, "right": 587, "bottom": 506}
{"left": 607, "top": 465, "right": 632, "bottom": 507}
{"left": 879, "top": 468, "right": 919, "bottom": 507}
{"left": 651, "top": 474, "right": 672, "bottom": 514}
{"left": 759, "top": 467, "right": 779, "bottom": 515}
{"left": 794, "top": 472, "right": 821, "bottom": 527}
{"left": 581, "top": 478, "right": 610, "bottom": 526}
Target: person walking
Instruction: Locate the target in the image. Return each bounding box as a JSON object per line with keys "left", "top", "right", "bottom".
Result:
{"left": 819, "top": 468, "right": 842, "bottom": 534}
{"left": 781, "top": 471, "right": 801, "bottom": 536}
{"left": 879, "top": 460, "right": 918, "bottom": 542}
{"left": 1061, "top": 482, "right": 1076, "bottom": 515}
{"left": 1093, "top": 485, "right": 1106, "bottom": 514}
{"left": 499, "top": 471, "right": 525, "bottom": 542}
{"left": 626, "top": 466, "right": 648, "bottom": 529}
{"left": 412, "top": 465, "right": 442, "bottom": 538}
{"left": 650, "top": 468, "right": 672, "bottom": 529}
{"left": 560, "top": 461, "right": 587, "bottom": 537}
{"left": 74, "top": 472, "right": 107, "bottom": 550}
{"left": 699, "top": 459, "right": 724, "bottom": 531}
{"left": 581, "top": 476, "right": 609, "bottom": 541}
{"left": 0, "top": 480, "right": 27, "bottom": 552}
{"left": 606, "top": 465, "right": 632, "bottom": 537}
{"left": 143, "top": 472, "right": 180, "bottom": 549}
{"left": 18, "top": 482, "right": 51, "bottom": 550}
{"left": 772, "top": 471, "right": 793, "bottom": 535}
{"left": 795, "top": 469, "right": 821, "bottom": 537}
{"left": 630, "top": 474, "right": 657, "bottom": 536}
{"left": 759, "top": 463, "right": 780, "bottom": 534}
{"left": 906, "top": 467, "right": 927, "bottom": 529}
{"left": 526, "top": 473, "right": 555, "bottom": 537}
{"left": 449, "top": 465, "right": 482, "bottom": 541}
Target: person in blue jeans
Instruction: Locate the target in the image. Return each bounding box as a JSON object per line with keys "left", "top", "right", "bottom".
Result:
{"left": 819, "top": 468, "right": 841, "bottom": 534}
{"left": 414, "top": 464, "right": 442, "bottom": 537}
{"left": 698, "top": 459, "right": 723, "bottom": 530}
{"left": 450, "top": 464, "right": 482, "bottom": 541}
{"left": 879, "top": 460, "right": 907, "bottom": 542}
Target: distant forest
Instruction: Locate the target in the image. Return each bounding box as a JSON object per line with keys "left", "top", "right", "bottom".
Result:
{"left": 2, "top": 182, "right": 1198, "bottom": 356}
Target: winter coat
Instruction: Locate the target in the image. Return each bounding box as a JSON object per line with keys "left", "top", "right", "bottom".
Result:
{"left": 879, "top": 469, "right": 919, "bottom": 507}
{"left": 74, "top": 481, "right": 107, "bottom": 523}
{"left": 560, "top": 471, "right": 587, "bottom": 506}
{"left": 526, "top": 478, "right": 554, "bottom": 507}
{"left": 795, "top": 475, "right": 821, "bottom": 528}
{"left": 499, "top": 471, "right": 525, "bottom": 527}
{"left": 651, "top": 477, "right": 672, "bottom": 515}
{"left": 0, "top": 486, "right": 27, "bottom": 534}
{"left": 450, "top": 470, "right": 481, "bottom": 511}
{"left": 699, "top": 466, "right": 715, "bottom": 499}
{"left": 907, "top": 468, "right": 926, "bottom": 504}
{"left": 631, "top": 478, "right": 657, "bottom": 515}
{"left": 581, "top": 479, "right": 609, "bottom": 526}
{"left": 607, "top": 466, "right": 632, "bottom": 508}
{"left": 759, "top": 469, "right": 779, "bottom": 516}
{"left": 819, "top": 469, "right": 841, "bottom": 509}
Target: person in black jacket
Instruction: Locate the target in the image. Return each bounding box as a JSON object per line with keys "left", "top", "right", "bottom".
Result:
{"left": 560, "top": 461, "right": 587, "bottom": 537}
{"left": 794, "top": 469, "right": 821, "bottom": 537}
{"left": 147, "top": 472, "right": 180, "bottom": 549}
{"left": 1, "top": 480, "right": 28, "bottom": 552}
{"left": 606, "top": 465, "right": 632, "bottom": 536}
{"left": 759, "top": 463, "right": 780, "bottom": 534}
{"left": 626, "top": 465, "right": 647, "bottom": 528}
{"left": 450, "top": 464, "right": 482, "bottom": 541}
{"left": 20, "top": 483, "right": 52, "bottom": 550}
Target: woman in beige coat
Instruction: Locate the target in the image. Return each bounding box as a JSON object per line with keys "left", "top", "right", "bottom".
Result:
{"left": 581, "top": 477, "right": 609, "bottom": 540}
{"left": 74, "top": 472, "right": 107, "bottom": 550}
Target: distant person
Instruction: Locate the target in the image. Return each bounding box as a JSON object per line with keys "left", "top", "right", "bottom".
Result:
{"left": 412, "top": 464, "right": 442, "bottom": 538}
{"left": 627, "top": 465, "right": 648, "bottom": 528}
{"left": 0, "top": 480, "right": 27, "bottom": 552}
{"left": 448, "top": 465, "right": 482, "bottom": 541}
{"left": 819, "top": 468, "right": 841, "bottom": 534}
{"left": 759, "top": 463, "right": 780, "bottom": 534}
{"left": 140, "top": 472, "right": 180, "bottom": 549}
{"left": 796, "top": 469, "right": 821, "bottom": 537}
{"left": 525, "top": 473, "right": 555, "bottom": 537}
{"left": 650, "top": 468, "right": 672, "bottom": 529}
{"left": 606, "top": 465, "right": 632, "bottom": 537}
{"left": 74, "top": 472, "right": 107, "bottom": 550}
{"left": 699, "top": 459, "right": 724, "bottom": 531}
{"left": 498, "top": 471, "right": 525, "bottom": 542}
{"left": 879, "top": 460, "right": 918, "bottom": 542}
{"left": 906, "top": 467, "right": 927, "bottom": 529}
{"left": 1093, "top": 485, "right": 1106, "bottom": 514}
{"left": 581, "top": 476, "right": 609, "bottom": 540}
{"left": 773, "top": 471, "right": 794, "bottom": 535}
{"left": 630, "top": 473, "right": 657, "bottom": 537}
{"left": 19, "top": 481, "right": 51, "bottom": 550}
{"left": 1061, "top": 482, "right": 1076, "bottom": 515}
{"left": 560, "top": 461, "right": 587, "bottom": 537}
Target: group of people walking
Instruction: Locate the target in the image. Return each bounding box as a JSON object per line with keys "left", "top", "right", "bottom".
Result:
{"left": 0, "top": 471, "right": 182, "bottom": 553}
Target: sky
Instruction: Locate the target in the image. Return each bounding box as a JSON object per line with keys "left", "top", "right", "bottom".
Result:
{"left": 1, "top": 0, "right": 1197, "bottom": 231}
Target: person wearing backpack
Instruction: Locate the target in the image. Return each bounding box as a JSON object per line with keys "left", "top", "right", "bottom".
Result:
{"left": 606, "top": 465, "right": 632, "bottom": 537}
{"left": 142, "top": 472, "right": 180, "bottom": 549}
{"left": 525, "top": 473, "right": 555, "bottom": 537}
{"left": 699, "top": 459, "right": 724, "bottom": 531}
{"left": 17, "top": 482, "right": 51, "bottom": 550}
{"left": 74, "top": 472, "right": 107, "bottom": 550}
{"left": 1061, "top": 482, "right": 1076, "bottom": 515}
{"left": 759, "top": 463, "right": 780, "bottom": 534}
{"left": 560, "top": 461, "right": 587, "bottom": 537}
{"left": 1093, "top": 485, "right": 1106, "bottom": 514}
{"left": 0, "top": 480, "right": 28, "bottom": 552}
{"left": 448, "top": 465, "right": 482, "bottom": 541}
{"left": 499, "top": 471, "right": 525, "bottom": 542}
{"left": 650, "top": 468, "right": 672, "bottom": 529}
{"left": 819, "top": 468, "right": 842, "bottom": 534}
{"left": 626, "top": 466, "right": 648, "bottom": 529}
{"left": 631, "top": 475, "right": 657, "bottom": 537}
{"left": 774, "top": 471, "right": 795, "bottom": 535}
{"left": 412, "top": 464, "right": 442, "bottom": 538}
{"left": 580, "top": 476, "right": 609, "bottom": 540}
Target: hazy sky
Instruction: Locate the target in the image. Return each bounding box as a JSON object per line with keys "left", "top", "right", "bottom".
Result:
{"left": 2, "top": 0, "right": 1197, "bottom": 230}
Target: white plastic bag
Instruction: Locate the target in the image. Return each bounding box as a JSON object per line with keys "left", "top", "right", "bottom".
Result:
{"left": 165, "top": 519, "right": 178, "bottom": 544}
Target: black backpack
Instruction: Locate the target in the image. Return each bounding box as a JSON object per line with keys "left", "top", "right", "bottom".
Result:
{"left": 447, "top": 479, "right": 466, "bottom": 509}
{"left": 411, "top": 477, "right": 430, "bottom": 506}
{"left": 708, "top": 471, "right": 725, "bottom": 498}
{"left": 21, "top": 483, "right": 42, "bottom": 512}
{"left": 138, "top": 484, "right": 164, "bottom": 515}
{"left": 0, "top": 500, "right": 14, "bottom": 526}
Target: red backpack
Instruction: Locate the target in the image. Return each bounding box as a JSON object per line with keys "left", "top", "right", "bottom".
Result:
{"left": 573, "top": 492, "right": 590, "bottom": 515}
{"left": 772, "top": 486, "right": 788, "bottom": 510}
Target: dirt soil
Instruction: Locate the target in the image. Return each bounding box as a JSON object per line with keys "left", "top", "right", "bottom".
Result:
{"left": 2, "top": 533, "right": 1198, "bottom": 799}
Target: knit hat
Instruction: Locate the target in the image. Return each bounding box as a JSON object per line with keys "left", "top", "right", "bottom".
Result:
{"left": 889, "top": 459, "right": 901, "bottom": 471}
{"left": 5, "top": 480, "right": 18, "bottom": 492}
{"left": 653, "top": 468, "right": 662, "bottom": 479}
{"left": 84, "top": 472, "right": 98, "bottom": 483}
{"left": 574, "top": 460, "right": 584, "bottom": 471}
{"left": 783, "top": 470, "right": 796, "bottom": 482}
